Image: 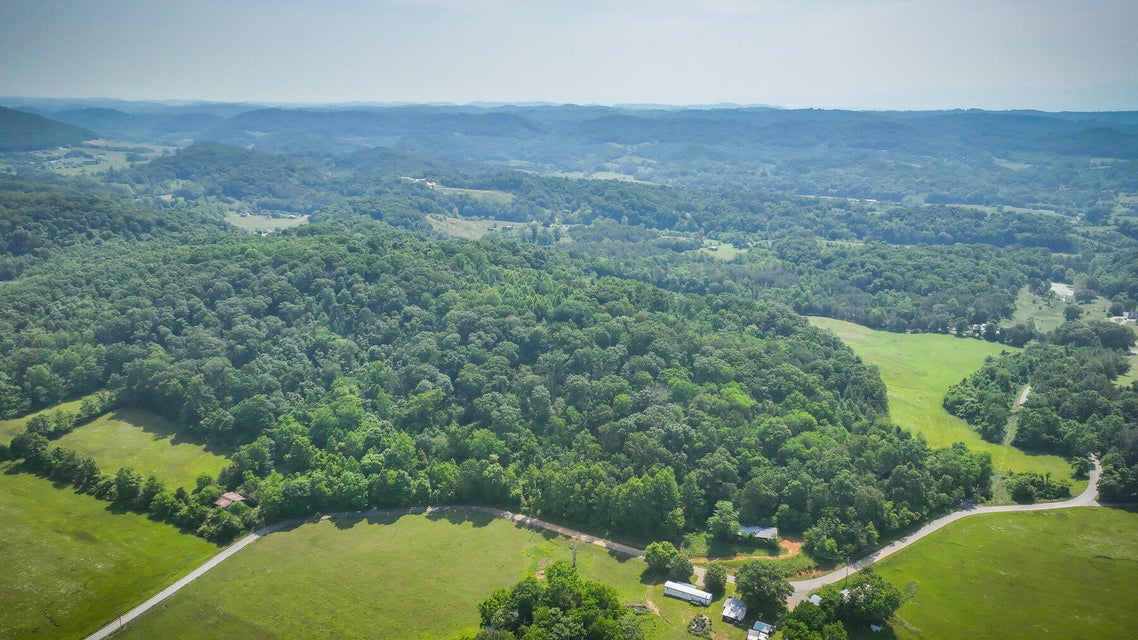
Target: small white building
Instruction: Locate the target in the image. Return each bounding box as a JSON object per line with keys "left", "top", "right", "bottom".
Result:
{"left": 722, "top": 596, "right": 747, "bottom": 623}
{"left": 663, "top": 581, "right": 712, "bottom": 606}
{"left": 739, "top": 525, "right": 779, "bottom": 540}
{"left": 748, "top": 620, "right": 775, "bottom": 640}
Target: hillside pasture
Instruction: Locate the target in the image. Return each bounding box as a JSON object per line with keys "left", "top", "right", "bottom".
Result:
{"left": 433, "top": 185, "right": 516, "bottom": 205}
{"left": 0, "top": 395, "right": 95, "bottom": 445}
{"left": 808, "top": 317, "right": 1079, "bottom": 490}
{"left": 54, "top": 408, "right": 229, "bottom": 489}
{"left": 0, "top": 463, "right": 217, "bottom": 640}
{"left": 874, "top": 508, "right": 1138, "bottom": 640}
{"left": 1011, "top": 286, "right": 1114, "bottom": 334}
{"left": 116, "top": 512, "right": 743, "bottom": 640}
{"left": 225, "top": 212, "right": 310, "bottom": 233}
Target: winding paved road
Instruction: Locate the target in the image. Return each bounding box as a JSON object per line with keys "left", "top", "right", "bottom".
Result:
{"left": 84, "top": 458, "right": 1100, "bottom": 638}
{"left": 786, "top": 455, "right": 1101, "bottom": 604}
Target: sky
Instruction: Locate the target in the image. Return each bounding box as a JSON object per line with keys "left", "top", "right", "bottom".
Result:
{"left": 1, "top": 0, "right": 1136, "bottom": 111}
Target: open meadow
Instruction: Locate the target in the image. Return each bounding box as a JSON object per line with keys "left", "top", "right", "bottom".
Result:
{"left": 0, "top": 463, "right": 218, "bottom": 640}
{"left": 873, "top": 507, "right": 1138, "bottom": 639}
{"left": 1011, "top": 286, "right": 1115, "bottom": 333}
{"left": 224, "top": 212, "right": 310, "bottom": 233}
{"left": 0, "top": 396, "right": 92, "bottom": 445}
{"left": 807, "top": 317, "right": 1079, "bottom": 490}
{"left": 54, "top": 408, "right": 229, "bottom": 489}
{"left": 116, "top": 512, "right": 750, "bottom": 640}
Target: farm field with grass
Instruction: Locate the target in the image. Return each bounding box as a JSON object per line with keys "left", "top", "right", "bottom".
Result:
{"left": 808, "top": 317, "right": 1079, "bottom": 491}
{"left": 433, "top": 185, "right": 516, "bottom": 204}
{"left": 874, "top": 507, "right": 1138, "bottom": 639}
{"left": 1011, "top": 286, "right": 1115, "bottom": 333}
{"left": 0, "top": 395, "right": 94, "bottom": 445}
{"left": 116, "top": 512, "right": 748, "bottom": 640}
{"left": 54, "top": 408, "right": 229, "bottom": 489}
{"left": 0, "top": 463, "right": 218, "bottom": 640}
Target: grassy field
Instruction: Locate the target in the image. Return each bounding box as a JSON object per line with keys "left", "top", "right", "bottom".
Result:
{"left": 0, "top": 140, "right": 174, "bottom": 177}
{"left": 54, "top": 408, "right": 229, "bottom": 489}
{"left": 808, "top": 317, "right": 1079, "bottom": 490}
{"left": 1011, "top": 286, "right": 1115, "bottom": 333}
{"left": 0, "top": 463, "right": 218, "bottom": 640}
{"left": 1117, "top": 354, "right": 1138, "bottom": 388}
{"left": 117, "top": 512, "right": 750, "bottom": 640}
{"left": 433, "top": 185, "right": 516, "bottom": 205}
{"left": 425, "top": 214, "right": 567, "bottom": 242}
{"left": 225, "top": 213, "right": 310, "bottom": 233}
{"left": 873, "top": 507, "right": 1138, "bottom": 639}
{"left": 0, "top": 396, "right": 94, "bottom": 445}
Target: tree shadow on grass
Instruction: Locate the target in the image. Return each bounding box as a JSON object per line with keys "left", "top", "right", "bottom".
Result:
{"left": 105, "top": 409, "right": 232, "bottom": 457}
{"left": 425, "top": 507, "right": 497, "bottom": 528}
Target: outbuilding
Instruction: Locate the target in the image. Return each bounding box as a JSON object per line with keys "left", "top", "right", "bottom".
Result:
{"left": 738, "top": 525, "right": 778, "bottom": 540}
{"left": 722, "top": 596, "right": 747, "bottom": 623}
{"left": 214, "top": 491, "right": 245, "bottom": 508}
{"left": 663, "top": 581, "right": 712, "bottom": 606}
{"left": 748, "top": 620, "right": 775, "bottom": 639}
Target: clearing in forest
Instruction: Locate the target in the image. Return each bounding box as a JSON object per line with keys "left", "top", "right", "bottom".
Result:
{"left": 808, "top": 317, "right": 1079, "bottom": 489}
{"left": 54, "top": 408, "right": 229, "bottom": 489}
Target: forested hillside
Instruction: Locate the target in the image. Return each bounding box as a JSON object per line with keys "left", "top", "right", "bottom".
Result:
{"left": 2, "top": 100, "right": 1135, "bottom": 555}
{"left": 0, "top": 106, "right": 94, "bottom": 151}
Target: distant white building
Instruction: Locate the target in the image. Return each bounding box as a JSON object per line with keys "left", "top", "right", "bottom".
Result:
{"left": 663, "top": 581, "right": 712, "bottom": 606}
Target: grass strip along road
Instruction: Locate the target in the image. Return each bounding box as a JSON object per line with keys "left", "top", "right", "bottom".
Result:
{"left": 87, "top": 458, "right": 1102, "bottom": 639}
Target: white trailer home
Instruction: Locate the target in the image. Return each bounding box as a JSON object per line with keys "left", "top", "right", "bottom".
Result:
{"left": 663, "top": 581, "right": 712, "bottom": 606}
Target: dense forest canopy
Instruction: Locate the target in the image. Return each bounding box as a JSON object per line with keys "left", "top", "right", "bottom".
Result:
{"left": 1, "top": 99, "right": 1136, "bottom": 550}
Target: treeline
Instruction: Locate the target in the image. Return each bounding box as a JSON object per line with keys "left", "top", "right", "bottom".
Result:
{"left": 3, "top": 430, "right": 255, "bottom": 544}
{"left": 121, "top": 143, "right": 334, "bottom": 213}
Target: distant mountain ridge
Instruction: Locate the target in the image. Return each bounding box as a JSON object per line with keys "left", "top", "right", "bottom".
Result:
{"left": 0, "top": 106, "right": 95, "bottom": 151}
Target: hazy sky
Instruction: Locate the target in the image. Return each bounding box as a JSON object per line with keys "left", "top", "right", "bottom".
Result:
{"left": 2, "top": 0, "right": 1136, "bottom": 110}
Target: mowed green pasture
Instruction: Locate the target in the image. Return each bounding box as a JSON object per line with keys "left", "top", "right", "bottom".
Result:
{"left": 875, "top": 508, "right": 1138, "bottom": 639}
{"left": 117, "top": 513, "right": 739, "bottom": 640}
{"left": 0, "top": 463, "right": 218, "bottom": 640}
{"left": 433, "top": 185, "right": 516, "bottom": 205}
{"left": 808, "top": 318, "right": 1078, "bottom": 488}
{"left": 54, "top": 408, "right": 229, "bottom": 489}
{"left": 0, "top": 396, "right": 93, "bottom": 445}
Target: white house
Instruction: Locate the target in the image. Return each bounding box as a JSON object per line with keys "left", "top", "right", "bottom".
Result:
{"left": 663, "top": 581, "right": 712, "bottom": 606}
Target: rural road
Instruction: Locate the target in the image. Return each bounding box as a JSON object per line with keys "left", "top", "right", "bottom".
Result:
{"left": 785, "top": 455, "right": 1101, "bottom": 605}
{"left": 85, "top": 458, "right": 1099, "bottom": 638}
{"left": 82, "top": 505, "right": 641, "bottom": 640}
